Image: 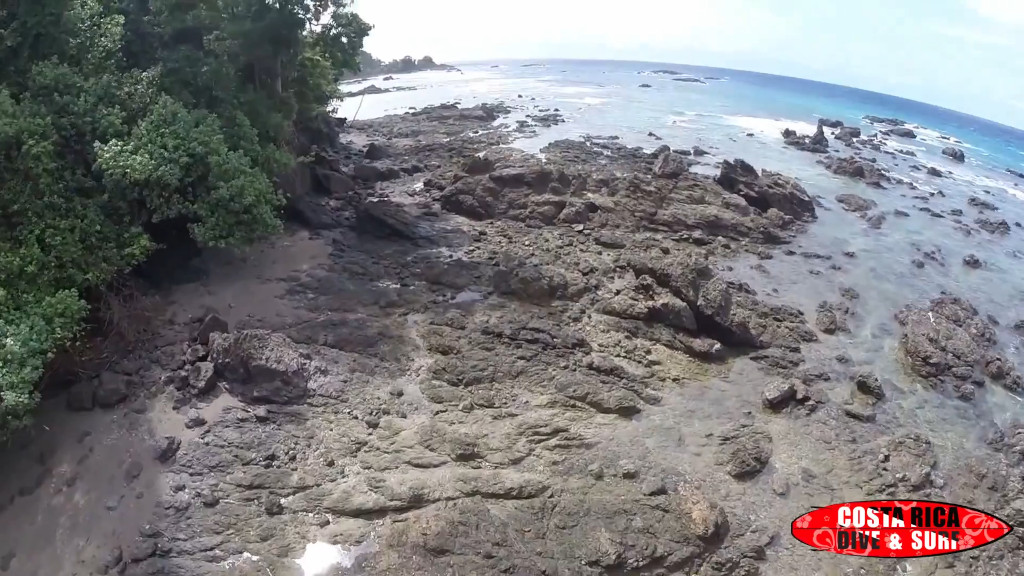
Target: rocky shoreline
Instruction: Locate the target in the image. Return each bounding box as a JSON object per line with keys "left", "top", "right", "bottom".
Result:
{"left": 3, "top": 103, "right": 1024, "bottom": 576}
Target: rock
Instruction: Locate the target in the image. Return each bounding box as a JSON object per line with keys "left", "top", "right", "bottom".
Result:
{"left": 153, "top": 436, "right": 181, "bottom": 463}
{"left": 863, "top": 115, "right": 906, "bottom": 126}
{"left": 941, "top": 146, "right": 965, "bottom": 162}
{"left": 716, "top": 423, "right": 772, "bottom": 479}
{"left": 364, "top": 142, "right": 389, "bottom": 160}
{"left": 654, "top": 150, "right": 689, "bottom": 178}
{"left": 835, "top": 193, "right": 877, "bottom": 213}
{"left": 890, "top": 127, "right": 917, "bottom": 138}
{"left": 640, "top": 477, "right": 668, "bottom": 496}
{"left": 672, "top": 77, "right": 707, "bottom": 84}
{"left": 716, "top": 159, "right": 817, "bottom": 221}
{"left": 912, "top": 258, "right": 925, "bottom": 268}
{"left": 822, "top": 156, "right": 890, "bottom": 187}
{"left": 594, "top": 232, "right": 627, "bottom": 249}
{"left": 844, "top": 404, "right": 877, "bottom": 422}
{"left": 313, "top": 168, "right": 355, "bottom": 196}
{"left": 976, "top": 217, "right": 1011, "bottom": 234}
{"left": 854, "top": 372, "right": 886, "bottom": 400}
{"left": 1006, "top": 168, "right": 1024, "bottom": 179}
{"left": 351, "top": 163, "right": 400, "bottom": 183}
{"left": 357, "top": 199, "right": 426, "bottom": 240}
{"left": 691, "top": 145, "right": 709, "bottom": 157}
{"left": 770, "top": 474, "right": 790, "bottom": 496}
{"left": 185, "top": 409, "right": 206, "bottom": 429}
{"left": 968, "top": 196, "right": 998, "bottom": 211}
{"left": 815, "top": 301, "right": 848, "bottom": 334}
{"left": 264, "top": 496, "right": 285, "bottom": 516}
{"left": 492, "top": 263, "right": 576, "bottom": 305}
{"left": 646, "top": 131, "right": 662, "bottom": 140}
{"left": 835, "top": 126, "right": 861, "bottom": 141}
{"left": 187, "top": 361, "right": 217, "bottom": 395}
{"left": 810, "top": 124, "right": 828, "bottom": 147}
{"left": 200, "top": 491, "right": 220, "bottom": 507}
{"left": 818, "top": 118, "right": 844, "bottom": 128}
{"left": 638, "top": 83, "right": 652, "bottom": 88}
{"left": 183, "top": 344, "right": 207, "bottom": 365}
{"left": 124, "top": 459, "right": 144, "bottom": 485}
{"left": 94, "top": 546, "right": 122, "bottom": 574}
{"left": 66, "top": 380, "right": 96, "bottom": 411}
{"left": 195, "top": 314, "right": 229, "bottom": 346}
{"left": 94, "top": 372, "right": 130, "bottom": 408}
{"left": 783, "top": 127, "right": 829, "bottom": 153}
{"left": 893, "top": 209, "right": 910, "bottom": 217}
{"left": 208, "top": 330, "right": 312, "bottom": 404}
{"left": 762, "top": 379, "right": 797, "bottom": 411}
{"left": 124, "top": 539, "right": 157, "bottom": 562}
{"left": 926, "top": 166, "right": 945, "bottom": 178}
{"left": 895, "top": 295, "right": 997, "bottom": 392}
{"left": 866, "top": 212, "right": 886, "bottom": 229}
{"left": 963, "top": 254, "right": 983, "bottom": 269}
{"left": 462, "top": 156, "right": 495, "bottom": 176}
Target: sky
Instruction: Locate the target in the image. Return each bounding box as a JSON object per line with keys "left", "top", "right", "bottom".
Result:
{"left": 351, "top": 0, "right": 1024, "bottom": 129}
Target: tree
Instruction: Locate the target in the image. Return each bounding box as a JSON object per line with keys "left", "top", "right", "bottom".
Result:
{"left": 0, "top": 0, "right": 370, "bottom": 434}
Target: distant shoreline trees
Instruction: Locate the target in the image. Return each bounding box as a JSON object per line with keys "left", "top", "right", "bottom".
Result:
{"left": 351, "top": 50, "right": 453, "bottom": 77}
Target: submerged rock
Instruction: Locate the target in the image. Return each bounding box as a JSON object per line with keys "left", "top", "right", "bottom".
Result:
{"left": 716, "top": 422, "right": 773, "bottom": 479}
{"left": 834, "top": 193, "right": 877, "bottom": 213}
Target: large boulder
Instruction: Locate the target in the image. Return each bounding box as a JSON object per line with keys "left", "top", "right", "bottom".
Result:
{"left": 654, "top": 150, "right": 689, "bottom": 178}
{"left": 941, "top": 146, "right": 965, "bottom": 162}
{"left": 313, "top": 168, "right": 355, "bottom": 196}
{"left": 715, "top": 159, "right": 816, "bottom": 221}
{"left": 895, "top": 295, "right": 1008, "bottom": 399}
{"left": 890, "top": 127, "right": 917, "bottom": 139}
{"left": 208, "top": 331, "right": 314, "bottom": 404}
{"left": 818, "top": 118, "right": 844, "bottom": 129}
{"left": 783, "top": 127, "right": 829, "bottom": 153}
{"left": 835, "top": 126, "right": 862, "bottom": 142}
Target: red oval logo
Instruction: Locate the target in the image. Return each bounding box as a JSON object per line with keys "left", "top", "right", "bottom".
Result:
{"left": 791, "top": 500, "right": 1013, "bottom": 558}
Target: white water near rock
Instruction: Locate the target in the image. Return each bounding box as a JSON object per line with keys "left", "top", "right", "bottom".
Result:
{"left": 294, "top": 541, "right": 376, "bottom": 576}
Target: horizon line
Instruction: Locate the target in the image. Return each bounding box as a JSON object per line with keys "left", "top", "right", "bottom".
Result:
{"left": 446, "top": 56, "right": 1024, "bottom": 134}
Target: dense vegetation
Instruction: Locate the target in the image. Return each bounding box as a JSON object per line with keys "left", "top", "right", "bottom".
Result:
{"left": 354, "top": 50, "right": 448, "bottom": 76}
{"left": 0, "top": 0, "right": 370, "bottom": 433}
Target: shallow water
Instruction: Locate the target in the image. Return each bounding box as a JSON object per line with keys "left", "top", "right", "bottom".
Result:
{"left": 336, "top": 61, "right": 1024, "bottom": 573}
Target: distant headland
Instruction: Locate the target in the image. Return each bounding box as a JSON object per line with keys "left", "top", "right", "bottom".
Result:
{"left": 349, "top": 50, "right": 458, "bottom": 78}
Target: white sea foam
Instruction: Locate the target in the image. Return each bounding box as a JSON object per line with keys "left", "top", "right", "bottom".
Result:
{"left": 552, "top": 86, "right": 601, "bottom": 95}
{"left": 960, "top": 172, "right": 1024, "bottom": 201}
{"left": 718, "top": 115, "right": 820, "bottom": 138}
{"left": 294, "top": 541, "right": 376, "bottom": 576}
{"left": 557, "top": 96, "right": 607, "bottom": 105}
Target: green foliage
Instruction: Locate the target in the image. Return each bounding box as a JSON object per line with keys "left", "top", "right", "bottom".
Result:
{"left": 349, "top": 50, "right": 446, "bottom": 77}
{"left": 0, "top": 0, "right": 370, "bottom": 433}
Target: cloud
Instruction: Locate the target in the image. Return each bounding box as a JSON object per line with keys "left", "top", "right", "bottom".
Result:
{"left": 965, "top": 0, "right": 1024, "bottom": 25}
{"left": 355, "top": 0, "right": 788, "bottom": 61}
{"left": 933, "top": 24, "right": 1016, "bottom": 45}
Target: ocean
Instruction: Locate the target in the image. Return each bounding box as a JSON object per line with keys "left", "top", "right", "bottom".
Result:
{"left": 336, "top": 59, "right": 1024, "bottom": 437}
